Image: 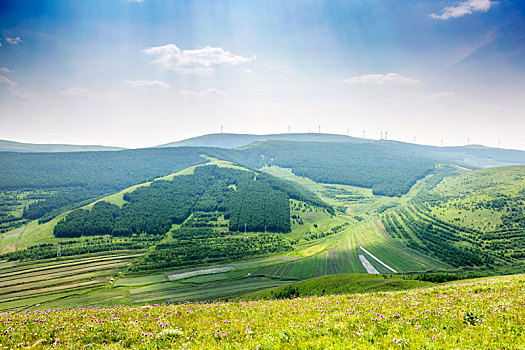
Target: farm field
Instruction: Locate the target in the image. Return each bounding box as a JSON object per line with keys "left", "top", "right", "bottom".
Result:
{"left": 253, "top": 219, "right": 450, "bottom": 279}
{"left": 0, "top": 251, "right": 143, "bottom": 312}
{"left": 1, "top": 273, "right": 523, "bottom": 349}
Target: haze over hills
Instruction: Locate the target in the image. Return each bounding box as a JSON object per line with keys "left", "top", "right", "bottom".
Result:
{"left": 3, "top": 132, "right": 525, "bottom": 169}
{"left": 0, "top": 139, "right": 125, "bottom": 153}
{"left": 159, "top": 133, "right": 525, "bottom": 168}
{"left": 156, "top": 132, "right": 370, "bottom": 149}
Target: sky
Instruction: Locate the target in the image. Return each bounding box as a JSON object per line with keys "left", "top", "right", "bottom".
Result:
{"left": 0, "top": 0, "right": 524, "bottom": 150}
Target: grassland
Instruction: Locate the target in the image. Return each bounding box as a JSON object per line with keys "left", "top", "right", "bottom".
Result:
{"left": 1, "top": 273, "right": 524, "bottom": 349}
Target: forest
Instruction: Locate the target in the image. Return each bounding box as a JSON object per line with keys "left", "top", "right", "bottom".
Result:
{"left": 53, "top": 165, "right": 330, "bottom": 238}
{"left": 0, "top": 148, "right": 207, "bottom": 221}
{"left": 227, "top": 141, "right": 436, "bottom": 196}
{"left": 0, "top": 140, "right": 438, "bottom": 227}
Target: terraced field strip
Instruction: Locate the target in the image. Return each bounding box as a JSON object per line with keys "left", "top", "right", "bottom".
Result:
{"left": 131, "top": 277, "right": 291, "bottom": 304}
{"left": 0, "top": 279, "right": 106, "bottom": 301}
{"left": 0, "top": 253, "right": 142, "bottom": 278}
{"left": 0, "top": 260, "right": 129, "bottom": 285}
{"left": 0, "top": 253, "right": 139, "bottom": 312}
{"left": 0, "top": 270, "right": 117, "bottom": 295}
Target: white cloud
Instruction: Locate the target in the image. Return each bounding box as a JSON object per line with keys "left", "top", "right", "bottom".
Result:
{"left": 125, "top": 80, "right": 170, "bottom": 89}
{"left": 179, "top": 88, "right": 227, "bottom": 97}
{"left": 430, "top": 0, "right": 495, "bottom": 20}
{"left": 422, "top": 92, "right": 457, "bottom": 101}
{"left": 9, "top": 88, "right": 42, "bottom": 100}
{"left": 342, "top": 73, "right": 420, "bottom": 85}
{"left": 0, "top": 75, "right": 41, "bottom": 100}
{"left": 0, "top": 67, "right": 13, "bottom": 74}
{"left": 142, "top": 44, "right": 255, "bottom": 74}
{"left": 6, "top": 37, "right": 23, "bottom": 45}
{"left": 60, "top": 87, "right": 97, "bottom": 98}
{"left": 0, "top": 75, "right": 18, "bottom": 88}
{"left": 60, "top": 87, "right": 118, "bottom": 100}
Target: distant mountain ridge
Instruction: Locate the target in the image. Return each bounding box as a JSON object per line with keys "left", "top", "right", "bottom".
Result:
{"left": 156, "top": 133, "right": 370, "bottom": 149}
{"left": 0, "top": 139, "right": 125, "bottom": 153}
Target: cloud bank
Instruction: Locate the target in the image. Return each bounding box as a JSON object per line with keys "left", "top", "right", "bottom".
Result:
{"left": 342, "top": 73, "right": 420, "bottom": 85}
{"left": 430, "top": 0, "right": 495, "bottom": 20}
{"left": 142, "top": 44, "right": 254, "bottom": 74}
{"left": 179, "top": 88, "right": 227, "bottom": 97}
{"left": 0, "top": 75, "right": 41, "bottom": 99}
{"left": 125, "top": 80, "right": 170, "bottom": 89}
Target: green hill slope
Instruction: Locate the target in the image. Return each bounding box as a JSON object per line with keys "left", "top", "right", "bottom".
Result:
{"left": 242, "top": 273, "right": 433, "bottom": 299}
{"left": 382, "top": 165, "right": 525, "bottom": 273}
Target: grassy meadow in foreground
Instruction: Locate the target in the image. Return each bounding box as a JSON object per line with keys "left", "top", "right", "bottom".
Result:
{"left": 1, "top": 274, "right": 524, "bottom": 349}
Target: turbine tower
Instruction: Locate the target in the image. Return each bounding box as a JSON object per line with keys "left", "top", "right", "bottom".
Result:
{"left": 363, "top": 129, "right": 365, "bottom": 139}
{"left": 220, "top": 125, "right": 223, "bottom": 134}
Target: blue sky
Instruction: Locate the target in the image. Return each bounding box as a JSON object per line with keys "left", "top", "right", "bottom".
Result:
{"left": 0, "top": 0, "right": 524, "bottom": 149}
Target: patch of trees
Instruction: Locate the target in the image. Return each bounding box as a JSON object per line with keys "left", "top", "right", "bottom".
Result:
{"left": 53, "top": 166, "right": 330, "bottom": 237}
{"left": 2, "top": 235, "right": 161, "bottom": 262}
{"left": 130, "top": 228, "right": 292, "bottom": 271}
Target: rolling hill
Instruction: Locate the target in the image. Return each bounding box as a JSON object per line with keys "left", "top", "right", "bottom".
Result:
{"left": 0, "top": 139, "right": 125, "bottom": 153}
{"left": 156, "top": 132, "right": 369, "bottom": 149}
{"left": 158, "top": 132, "right": 525, "bottom": 168}
{"left": 1, "top": 136, "right": 525, "bottom": 312}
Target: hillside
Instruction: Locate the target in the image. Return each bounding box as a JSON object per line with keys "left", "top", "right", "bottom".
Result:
{"left": 1, "top": 273, "right": 523, "bottom": 349}
{"left": 382, "top": 165, "right": 525, "bottom": 272}
{"left": 158, "top": 133, "right": 525, "bottom": 168}
{"left": 1, "top": 139, "right": 525, "bottom": 312}
{"left": 157, "top": 132, "right": 368, "bottom": 149}
{"left": 0, "top": 139, "right": 125, "bottom": 153}
{"left": 242, "top": 273, "right": 433, "bottom": 299}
